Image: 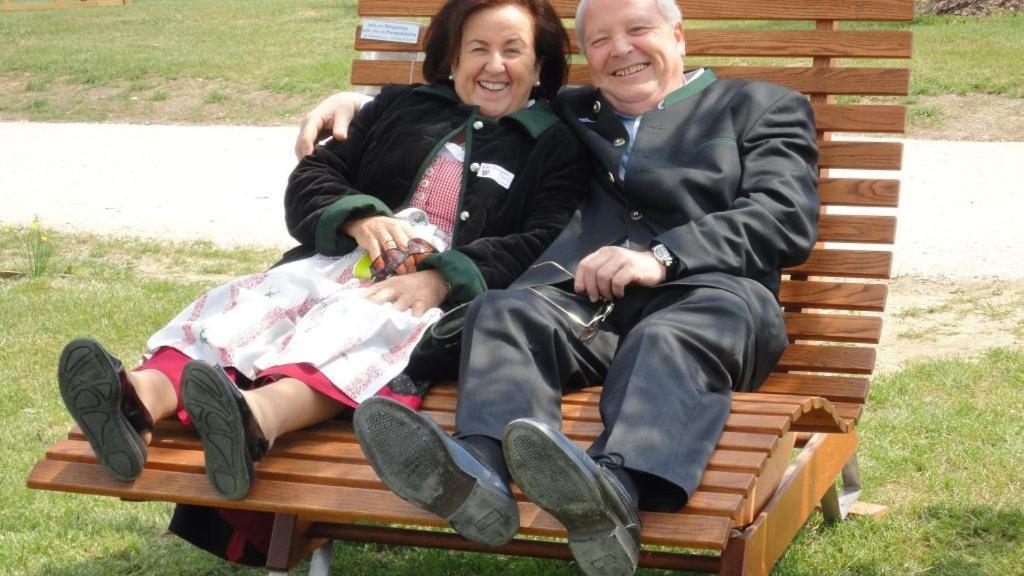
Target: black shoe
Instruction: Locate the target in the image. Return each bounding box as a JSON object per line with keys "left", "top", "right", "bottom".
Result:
{"left": 503, "top": 419, "right": 642, "bottom": 576}
{"left": 181, "top": 360, "right": 269, "bottom": 500}
{"left": 58, "top": 338, "right": 153, "bottom": 482}
{"left": 353, "top": 397, "right": 519, "bottom": 547}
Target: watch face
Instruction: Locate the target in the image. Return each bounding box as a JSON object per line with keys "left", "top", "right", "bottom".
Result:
{"left": 653, "top": 244, "right": 673, "bottom": 265}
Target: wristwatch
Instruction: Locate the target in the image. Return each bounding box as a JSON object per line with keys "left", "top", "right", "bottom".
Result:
{"left": 650, "top": 243, "right": 676, "bottom": 272}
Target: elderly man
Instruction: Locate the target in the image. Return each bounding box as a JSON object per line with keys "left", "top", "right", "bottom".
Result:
{"left": 299, "top": 0, "right": 818, "bottom": 573}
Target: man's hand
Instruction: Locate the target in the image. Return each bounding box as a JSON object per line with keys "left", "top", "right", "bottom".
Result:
{"left": 363, "top": 270, "right": 449, "bottom": 316}
{"left": 294, "top": 92, "right": 371, "bottom": 159}
{"left": 342, "top": 215, "right": 419, "bottom": 275}
{"left": 574, "top": 246, "right": 667, "bottom": 302}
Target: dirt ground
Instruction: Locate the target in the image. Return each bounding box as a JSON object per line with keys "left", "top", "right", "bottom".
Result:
{"left": 910, "top": 94, "right": 1024, "bottom": 141}
{"left": 877, "top": 276, "right": 1024, "bottom": 373}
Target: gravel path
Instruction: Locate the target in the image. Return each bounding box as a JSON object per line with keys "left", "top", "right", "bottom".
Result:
{"left": 2, "top": 122, "right": 1022, "bottom": 278}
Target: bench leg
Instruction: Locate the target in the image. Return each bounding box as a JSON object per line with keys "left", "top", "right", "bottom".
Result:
{"left": 307, "top": 541, "right": 333, "bottom": 576}
{"left": 820, "top": 453, "right": 862, "bottom": 522}
{"left": 266, "top": 540, "right": 331, "bottom": 576}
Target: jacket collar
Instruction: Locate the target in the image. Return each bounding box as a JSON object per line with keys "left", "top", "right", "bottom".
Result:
{"left": 662, "top": 68, "right": 717, "bottom": 107}
{"left": 413, "top": 83, "right": 560, "bottom": 139}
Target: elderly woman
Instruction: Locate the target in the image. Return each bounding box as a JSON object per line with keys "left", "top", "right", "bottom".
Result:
{"left": 56, "top": 0, "right": 587, "bottom": 564}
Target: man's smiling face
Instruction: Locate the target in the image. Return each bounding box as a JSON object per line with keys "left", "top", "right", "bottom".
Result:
{"left": 580, "top": 0, "right": 686, "bottom": 116}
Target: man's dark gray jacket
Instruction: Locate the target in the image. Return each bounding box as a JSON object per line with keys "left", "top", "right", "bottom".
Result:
{"left": 513, "top": 69, "right": 821, "bottom": 390}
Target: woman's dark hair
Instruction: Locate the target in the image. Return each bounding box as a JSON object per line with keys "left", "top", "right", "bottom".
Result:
{"left": 422, "top": 0, "right": 570, "bottom": 100}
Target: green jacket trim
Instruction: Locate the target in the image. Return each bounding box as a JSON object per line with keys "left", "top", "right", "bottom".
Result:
{"left": 663, "top": 68, "right": 718, "bottom": 107}
{"left": 315, "top": 194, "right": 393, "bottom": 256}
{"left": 418, "top": 250, "right": 487, "bottom": 306}
{"left": 413, "top": 83, "right": 559, "bottom": 139}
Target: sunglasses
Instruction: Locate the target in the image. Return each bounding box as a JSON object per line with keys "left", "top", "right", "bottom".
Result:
{"left": 370, "top": 238, "right": 438, "bottom": 281}
{"left": 526, "top": 287, "right": 615, "bottom": 345}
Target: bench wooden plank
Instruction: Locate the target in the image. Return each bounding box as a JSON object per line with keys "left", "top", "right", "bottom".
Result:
{"left": 818, "top": 178, "right": 900, "bottom": 207}
{"left": 783, "top": 311, "right": 883, "bottom": 343}
{"left": 352, "top": 61, "right": 911, "bottom": 97}
{"left": 48, "top": 438, "right": 755, "bottom": 520}
{"left": 786, "top": 248, "right": 893, "bottom": 279}
{"left": 708, "top": 450, "right": 769, "bottom": 474}
{"left": 357, "top": 0, "right": 914, "bottom": 21}
{"left": 777, "top": 343, "right": 876, "bottom": 374}
{"left": 818, "top": 214, "right": 896, "bottom": 244}
{"left": 702, "top": 470, "right": 758, "bottom": 494}
{"left": 779, "top": 280, "right": 888, "bottom": 312}
{"left": 715, "top": 432, "right": 780, "bottom": 453}
{"left": 357, "top": 29, "right": 912, "bottom": 60}
{"left": 758, "top": 374, "right": 869, "bottom": 404}
{"left": 27, "top": 459, "right": 733, "bottom": 549}
{"left": 819, "top": 141, "right": 903, "bottom": 170}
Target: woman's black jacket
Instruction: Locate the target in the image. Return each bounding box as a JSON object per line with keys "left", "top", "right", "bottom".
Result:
{"left": 282, "top": 83, "right": 591, "bottom": 306}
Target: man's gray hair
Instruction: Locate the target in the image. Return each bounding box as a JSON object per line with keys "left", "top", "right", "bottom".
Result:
{"left": 575, "top": 0, "right": 683, "bottom": 48}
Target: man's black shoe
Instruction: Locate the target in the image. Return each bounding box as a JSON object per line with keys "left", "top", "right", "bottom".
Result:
{"left": 504, "top": 418, "right": 641, "bottom": 576}
{"left": 353, "top": 397, "right": 519, "bottom": 547}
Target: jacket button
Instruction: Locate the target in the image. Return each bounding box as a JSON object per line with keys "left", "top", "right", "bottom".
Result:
{"left": 607, "top": 171, "right": 615, "bottom": 183}
{"left": 593, "top": 101, "right": 601, "bottom": 114}
{"left": 630, "top": 210, "right": 643, "bottom": 221}
{"left": 473, "top": 120, "right": 484, "bottom": 130}
{"left": 459, "top": 211, "right": 470, "bottom": 221}
{"left": 613, "top": 138, "right": 626, "bottom": 147}
{"left": 470, "top": 162, "right": 480, "bottom": 173}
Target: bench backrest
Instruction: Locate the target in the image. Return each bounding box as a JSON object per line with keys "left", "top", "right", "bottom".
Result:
{"left": 351, "top": 0, "right": 913, "bottom": 415}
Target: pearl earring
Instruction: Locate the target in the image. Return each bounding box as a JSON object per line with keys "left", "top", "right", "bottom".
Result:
{"left": 534, "top": 80, "right": 541, "bottom": 87}
{"left": 448, "top": 74, "right": 454, "bottom": 81}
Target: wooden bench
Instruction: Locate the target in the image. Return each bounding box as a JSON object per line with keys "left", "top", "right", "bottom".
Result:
{"left": 27, "top": 0, "right": 912, "bottom": 574}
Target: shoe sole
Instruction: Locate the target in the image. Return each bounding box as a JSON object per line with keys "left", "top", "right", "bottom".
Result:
{"left": 181, "top": 363, "right": 252, "bottom": 500}
{"left": 504, "top": 421, "right": 637, "bottom": 576}
{"left": 353, "top": 399, "right": 519, "bottom": 547}
{"left": 57, "top": 339, "right": 146, "bottom": 482}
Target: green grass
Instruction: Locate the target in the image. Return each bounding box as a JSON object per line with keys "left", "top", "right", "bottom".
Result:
{"left": 0, "top": 1, "right": 358, "bottom": 95}
{"left": 1, "top": 231, "right": 1023, "bottom": 574}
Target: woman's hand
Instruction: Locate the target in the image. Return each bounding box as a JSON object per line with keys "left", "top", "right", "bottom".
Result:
{"left": 294, "top": 92, "right": 372, "bottom": 159}
{"left": 363, "top": 270, "right": 449, "bottom": 316}
{"left": 342, "top": 215, "right": 419, "bottom": 275}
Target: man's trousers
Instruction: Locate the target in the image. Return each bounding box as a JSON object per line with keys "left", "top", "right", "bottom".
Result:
{"left": 454, "top": 284, "right": 762, "bottom": 510}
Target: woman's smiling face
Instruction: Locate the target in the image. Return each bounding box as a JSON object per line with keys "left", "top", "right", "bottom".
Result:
{"left": 452, "top": 4, "right": 541, "bottom": 119}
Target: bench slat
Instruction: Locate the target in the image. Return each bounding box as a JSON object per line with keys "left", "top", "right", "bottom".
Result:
{"left": 780, "top": 280, "right": 888, "bottom": 311}
{"left": 777, "top": 343, "right": 876, "bottom": 374}
{"left": 759, "top": 373, "right": 869, "bottom": 404}
{"left": 27, "top": 459, "right": 733, "bottom": 549}
{"left": 708, "top": 450, "right": 769, "bottom": 474}
{"left": 784, "top": 311, "right": 883, "bottom": 343}
{"left": 50, "top": 438, "right": 755, "bottom": 520}
{"left": 818, "top": 214, "right": 896, "bottom": 244}
{"left": 814, "top": 105, "right": 907, "bottom": 134}
{"left": 357, "top": 29, "right": 912, "bottom": 59}
{"left": 786, "top": 248, "right": 893, "bottom": 279}
{"left": 818, "top": 178, "right": 900, "bottom": 207}
{"left": 351, "top": 62, "right": 911, "bottom": 96}
{"left": 357, "top": 0, "right": 914, "bottom": 21}
{"left": 50, "top": 434, "right": 766, "bottom": 512}
{"left": 819, "top": 141, "right": 902, "bottom": 170}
